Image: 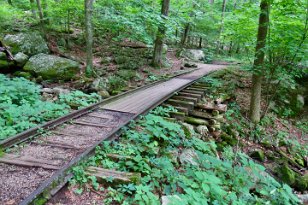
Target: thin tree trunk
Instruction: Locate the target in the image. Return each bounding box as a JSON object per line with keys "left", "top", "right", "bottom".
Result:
{"left": 85, "top": 0, "right": 94, "bottom": 74}
{"left": 152, "top": 0, "right": 170, "bottom": 67}
{"left": 228, "top": 41, "right": 233, "bottom": 56}
{"left": 235, "top": 43, "right": 240, "bottom": 54}
{"left": 181, "top": 24, "right": 190, "bottom": 46}
{"left": 29, "top": 0, "right": 37, "bottom": 18}
{"left": 217, "top": 0, "right": 228, "bottom": 53}
{"left": 42, "top": 0, "right": 49, "bottom": 24}
{"left": 249, "top": 0, "right": 270, "bottom": 123}
{"left": 36, "top": 0, "right": 44, "bottom": 24}
{"left": 199, "top": 37, "right": 202, "bottom": 48}
{"left": 66, "top": 9, "right": 71, "bottom": 49}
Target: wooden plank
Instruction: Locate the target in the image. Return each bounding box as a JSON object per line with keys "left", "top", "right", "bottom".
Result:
{"left": 167, "top": 99, "right": 195, "bottom": 110}
{"left": 189, "top": 110, "right": 225, "bottom": 123}
{"left": 73, "top": 121, "right": 111, "bottom": 128}
{"left": 0, "top": 154, "right": 60, "bottom": 170}
{"left": 86, "top": 166, "right": 141, "bottom": 184}
{"left": 181, "top": 89, "right": 204, "bottom": 95}
{"left": 33, "top": 140, "right": 82, "bottom": 150}
{"left": 163, "top": 104, "right": 189, "bottom": 114}
{"left": 172, "top": 96, "right": 199, "bottom": 104}
{"left": 196, "top": 103, "right": 227, "bottom": 112}
{"left": 186, "top": 87, "right": 206, "bottom": 93}
{"left": 177, "top": 92, "right": 202, "bottom": 100}
{"left": 190, "top": 84, "right": 210, "bottom": 89}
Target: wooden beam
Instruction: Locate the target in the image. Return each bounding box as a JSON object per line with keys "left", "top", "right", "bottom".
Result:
{"left": 86, "top": 166, "right": 141, "bottom": 184}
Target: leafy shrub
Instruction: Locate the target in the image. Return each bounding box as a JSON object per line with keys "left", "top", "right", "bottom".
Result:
{"left": 117, "top": 70, "right": 137, "bottom": 80}
{"left": 59, "top": 91, "right": 101, "bottom": 109}
{"left": 0, "top": 74, "right": 69, "bottom": 140}
{"left": 0, "top": 75, "right": 101, "bottom": 140}
{"left": 108, "top": 75, "right": 126, "bottom": 92}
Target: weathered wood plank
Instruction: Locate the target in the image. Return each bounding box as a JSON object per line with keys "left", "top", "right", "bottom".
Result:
{"left": 86, "top": 166, "right": 141, "bottom": 184}
{"left": 0, "top": 154, "right": 60, "bottom": 170}
{"left": 172, "top": 96, "right": 199, "bottom": 104}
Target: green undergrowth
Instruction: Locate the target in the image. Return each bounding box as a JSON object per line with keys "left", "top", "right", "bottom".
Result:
{"left": 203, "top": 68, "right": 307, "bottom": 191}
{"left": 70, "top": 106, "right": 299, "bottom": 205}
{"left": 0, "top": 74, "right": 100, "bottom": 140}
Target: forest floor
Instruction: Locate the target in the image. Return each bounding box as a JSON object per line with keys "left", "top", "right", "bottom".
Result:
{"left": 44, "top": 34, "right": 195, "bottom": 96}
{"left": 46, "top": 65, "right": 307, "bottom": 205}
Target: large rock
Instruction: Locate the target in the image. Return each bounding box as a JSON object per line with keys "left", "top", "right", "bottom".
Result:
{"left": 24, "top": 54, "right": 80, "bottom": 80}
{"left": 162, "top": 195, "right": 182, "bottom": 205}
{"left": 14, "top": 52, "right": 29, "bottom": 67}
{"left": 181, "top": 49, "right": 205, "bottom": 62}
{"left": 279, "top": 164, "right": 296, "bottom": 185}
{"left": 3, "top": 32, "right": 49, "bottom": 56}
{"left": 179, "top": 149, "right": 198, "bottom": 166}
{"left": 196, "top": 125, "right": 209, "bottom": 136}
{"left": 91, "top": 77, "right": 110, "bottom": 92}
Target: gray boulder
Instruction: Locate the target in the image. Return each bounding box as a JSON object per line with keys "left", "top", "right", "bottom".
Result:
{"left": 162, "top": 195, "right": 182, "bottom": 205}
{"left": 3, "top": 32, "right": 49, "bottom": 56}
{"left": 24, "top": 54, "right": 80, "bottom": 80}
{"left": 14, "top": 52, "right": 29, "bottom": 67}
{"left": 181, "top": 49, "right": 205, "bottom": 62}
{"left": 196, "top": 125, "right": 209, "bottom": 136}
{"left": 91, "top": 77, "right": 110, "bottom": 91}
{"left": 179, "top": 149, "right": 198, "bottom": 166}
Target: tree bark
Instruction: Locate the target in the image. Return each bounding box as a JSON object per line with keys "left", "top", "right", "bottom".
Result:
{"left": 29, "top": 0, "right": 37, "bottom": 18}
{"left": 181, "top": 24, "right": 190, "bottom": 46}
{"left": 216, "top": 0, "right": 228, "bottom": 53}
{"left": 249, "top": 0, "right": 270, "bottom": 123}
{"left": 152, "top": 0, "right": 170, "bottom": 67}
{"left": 42, "top": 0, "right": 49, "bottom": 24}
{"left": 36, "top": 0, "right": 44, "bottom": 23}
{"left": 85, "top": 0, "right": 94, "bottom": 74}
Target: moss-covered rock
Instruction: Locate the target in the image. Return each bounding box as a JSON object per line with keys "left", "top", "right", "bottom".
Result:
{"left": 14, "top": 52, "right": 29, "bottom": 67}
{"left": 181, "top": 122, "right": 196, "bottom": 138}
{"left": 250, "top": 150, "right": 265, "bottom": 162}
{"left": 13, "top": 71, "right": 32, "bottom": 79}
{"left": 0, "top": 52, "right": 14, "bottom": 70}
{"left": 196, "top": 125, "right": 209, "bottom": 136}
{"left": 220, "top": 132, "right": 237, "bottom": 146}
{"left": 180, "top": 49, "right": 205, "bottom": 62}
{"left": 295, "top": 174, "right": 308, "bottom": 192}
{"left": 3, "top": 32, "right": 49, "bottom": 56}
{"left": 279, "top": 164, "right": 296, "bottom": 186}
{"left": 24, "top": 54, "right": 80, "bottom": 80}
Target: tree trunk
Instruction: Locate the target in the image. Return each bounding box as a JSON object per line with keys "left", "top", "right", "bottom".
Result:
{"left": 42, "top": 0, "right": 49, "bottom": 24}
{"left": 216, "top": 0, "right": 228, "bottom": 53}
{"left": 181, "top": 24, "right": 190, "bottom": 46}
{"left": 7, "top": 0, "right": 12, "bottom": 5}
{"left": 199, "top": 37, "right": 202, "bottom": 48}
{"left": 29, "top": 0, "right": 37, "bottom": 18}
{"left": 85, "top": 0, "right": 94, "bottom": 74}
{"left": 228, "top": 41, "right": 233, "bottom": 56}
{"left": 249, "top": 0, "right": 270, "bottom": 123}
{"left": 152, "top": 0, "right": 170, "bottom": 67}
{"left": 36, "top": 0, "right": 44, "bottom": 23}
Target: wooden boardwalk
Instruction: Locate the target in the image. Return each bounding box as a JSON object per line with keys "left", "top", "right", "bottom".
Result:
{"left": 0, "top": 63, "right": 226, "bottom": 205}
{"left": 102, "top": 63, "right": 225, "bottom": 114}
